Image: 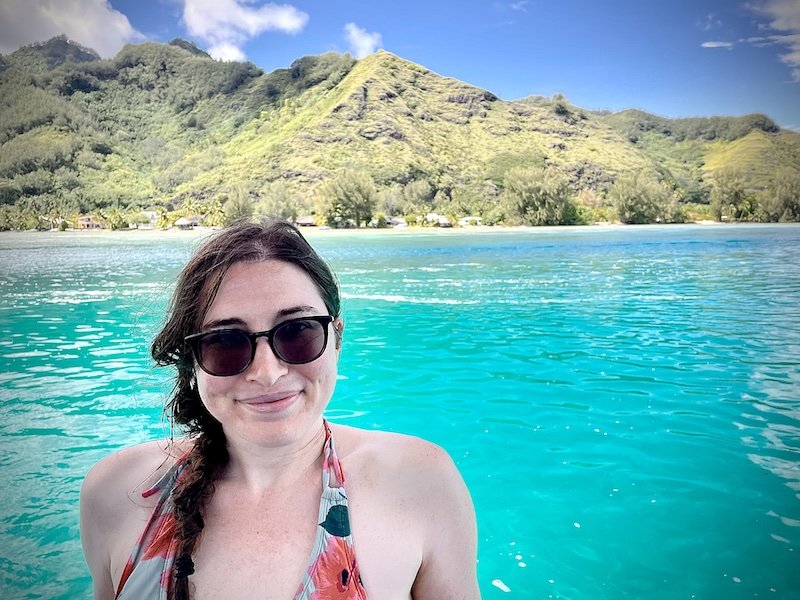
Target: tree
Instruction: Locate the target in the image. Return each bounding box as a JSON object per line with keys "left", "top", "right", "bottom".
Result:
{"left": 202, "top": 196, "right": 226, "bottom": 227}
{"left": 317, "top": 170, "right": 376, "bottom": 227}
{"left": 710, "top": 169, "right": 754, "bottom": 221}
{"left": 223, "top": 184, "right": 254, "bottom": 225}
{"left": 377, "top": 183, "right": 404, "bottom": 216}
{"left": 128, "top": 211, "right": 153, "bottom": 228}
{"left": 756, "top": 171, "right": 800, "bottom": 222}
{"left": 42, "top": 194, "right": 78, "bottom": 229}
{"left": 610, "top": 173, "right": 675, "bottom": 224}
{"left": 180, "top": 197, "right": 203, "bottom": 217}
{"left": 99, "top": 207, "right": 129, "bottom": 230}
{"left": 156, "top": 206, "right": 173, "bottom": 229}
{"left": 0, "top": 205, "right": 12, "bottom": 230}
{"left": 0, "top": 180, "right": 22, "bottom": 205}
{"left": 254, "top": 180, "right": 309, "bottom": 222}
{"left": 503, "top": 165, "right": 575, "bottom": 225}
{"left": 401, "top": 180, "right": 434, "bottom": 216}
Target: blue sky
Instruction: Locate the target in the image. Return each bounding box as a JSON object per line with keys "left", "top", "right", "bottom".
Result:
{"left": 1, "top": 0, "right": 799, "bottom": 130}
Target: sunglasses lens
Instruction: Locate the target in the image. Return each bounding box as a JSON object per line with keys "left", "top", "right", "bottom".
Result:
{"left": 191, "top": 317, "right": 331, "bottom": 376}
{"left": 273, "top": 318, "right": 327, "bottom": 364}
{"left": 198, "top": 330, "right": 252, "bottom": 376}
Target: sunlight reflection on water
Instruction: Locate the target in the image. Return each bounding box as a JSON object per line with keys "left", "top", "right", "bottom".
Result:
{"left": 1, "top": 225, "right": 799, "bottom": 599}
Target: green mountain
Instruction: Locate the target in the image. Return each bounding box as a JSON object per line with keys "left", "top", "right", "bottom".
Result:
{"left": 204, "top": 52, "right": 653, "bottom": 194}
{"left": 4, "top": 34, "right": 100, "bottom": 73}
{"left": 597, "top": 109, "right": 794, "bottom": 200}
{"left": 1, "top": 36, "right": 798, "bottom": 228}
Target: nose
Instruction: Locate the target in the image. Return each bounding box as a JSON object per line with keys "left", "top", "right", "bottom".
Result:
{"left": 245, "top": 337, "right": 288, "bottom": 384}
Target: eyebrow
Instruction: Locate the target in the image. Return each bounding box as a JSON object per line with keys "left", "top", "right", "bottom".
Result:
{"left": 277, "top": 305, "right": 317, "bottom": 318}
{"left": 201, "top": 305, "right": 319, "bottom": 330}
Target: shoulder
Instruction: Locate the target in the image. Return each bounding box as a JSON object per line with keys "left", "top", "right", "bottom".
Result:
{"left": 329, "top": 424, "right": 473, "bottom": 526}
{"left": 330, "top": 424, "right": 479, "bottom": 598}
{"left": 331, "top": 424, "right": 461, "bottom": 489}
{"left": 80, "top": 438, "right": 191, "bottom": 593}
{"left": 81, "top": 438, "right": 188, "bottom": 509}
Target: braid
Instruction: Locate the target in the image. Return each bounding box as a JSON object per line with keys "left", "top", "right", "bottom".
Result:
{"left": 168, "top": 421, "right": 228, "bottom": 600}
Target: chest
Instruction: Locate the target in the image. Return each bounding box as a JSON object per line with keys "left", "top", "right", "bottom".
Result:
{"left": 344, "top": 485, "right": 421, "bottom": 600}
{"left": 189, "top": 486, "right": 320, "bottom": 600}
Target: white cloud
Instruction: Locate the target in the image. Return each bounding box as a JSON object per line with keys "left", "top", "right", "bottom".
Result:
{"left": 208, "top": 42, "right": 247, "bottom": 62}
{"left": 510, "top": 1, "right": 529, "bottom": 11}
{"left": 745, "top": 0, "right": 800, "bottom": 80}
{"left": 701, "top": 41, "right": 734, "bottom": 49}
{"left": 775, "top": 32, "right": 800, "bottom": 60}
{"left": 0, "top": 0, "right": 144, "bottom": 57}
{"left": 182, "top": 0, "right": 308, "bottom": 61}
{"left": 747, "top": 0, "right": 800, "bottom": 30}
{"left": 344, "top": 22, "right": 382, "bottom": 59}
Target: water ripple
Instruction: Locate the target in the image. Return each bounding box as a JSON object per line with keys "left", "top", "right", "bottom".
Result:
{"left": 2, "top": 226, "right": 799, "bottom": 599}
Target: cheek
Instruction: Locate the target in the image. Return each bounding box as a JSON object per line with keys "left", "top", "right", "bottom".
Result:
{"left": 302, "top": 352, "right": 338, "bottom": 390}
{"left": 195, "top": 369, "right": 231, "bottom": 403}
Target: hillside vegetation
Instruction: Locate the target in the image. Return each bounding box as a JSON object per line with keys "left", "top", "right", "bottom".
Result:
{"left": 1, "top": 36, "right": 798, "bottom": 229}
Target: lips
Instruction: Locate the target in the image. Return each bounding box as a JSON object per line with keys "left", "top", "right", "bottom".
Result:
{"left": 238, "top": 391, "right": 300, "bottom": 413}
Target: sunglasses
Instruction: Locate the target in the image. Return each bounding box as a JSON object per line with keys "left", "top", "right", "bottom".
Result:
{"left": 185, "top": 315, "right": 334, "bottom": 377}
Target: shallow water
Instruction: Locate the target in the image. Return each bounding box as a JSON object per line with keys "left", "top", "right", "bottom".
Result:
{"left": 1, "top": 224, "right": 798, "bottom": 599}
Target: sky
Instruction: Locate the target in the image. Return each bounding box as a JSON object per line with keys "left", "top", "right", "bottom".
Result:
{"left": 1, "top": 0, "right": 799, "bottom": 130}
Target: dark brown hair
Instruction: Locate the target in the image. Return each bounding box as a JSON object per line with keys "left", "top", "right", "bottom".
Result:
{"left": 150, "top": 219, "right": 341, "bottom": 599}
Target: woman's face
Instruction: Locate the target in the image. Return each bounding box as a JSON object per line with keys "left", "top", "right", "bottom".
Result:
{"left": 194, "top": 259, "right": 341, "bottom": 448}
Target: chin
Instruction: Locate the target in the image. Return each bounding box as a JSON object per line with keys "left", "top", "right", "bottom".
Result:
{"left": 225, "top": 405, "right": 326, "bottom": 448}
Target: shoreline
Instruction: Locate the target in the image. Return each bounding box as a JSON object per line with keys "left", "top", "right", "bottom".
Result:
{"left": 3, "top": 220, "right": 797, "bottom": 238}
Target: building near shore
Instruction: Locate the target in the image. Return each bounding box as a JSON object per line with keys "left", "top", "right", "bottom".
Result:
{"left": 77, "top": 215, "right": 102, "bottom": 229}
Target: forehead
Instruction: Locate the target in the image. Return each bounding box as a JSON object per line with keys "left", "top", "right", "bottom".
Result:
{"left": 204, "top": 259, "right": 325, "bottom": 320}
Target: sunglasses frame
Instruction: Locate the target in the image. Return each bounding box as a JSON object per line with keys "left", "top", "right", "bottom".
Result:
{"left": 185, "top": 315, "right": 334, "bottom": 376}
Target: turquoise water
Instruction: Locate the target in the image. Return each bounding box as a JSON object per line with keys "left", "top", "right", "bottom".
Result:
{"left": 1, "top": 224, "right": 799, "bottom": 599}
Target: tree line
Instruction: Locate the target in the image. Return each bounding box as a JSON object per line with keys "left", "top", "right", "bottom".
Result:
{"left": 6, "top": 165, "right": 795, "bottom": 231}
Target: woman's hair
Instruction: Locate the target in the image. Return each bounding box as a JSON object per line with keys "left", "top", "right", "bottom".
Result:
{"left": 150, "top": 219, "right": 341, "bottom": 599}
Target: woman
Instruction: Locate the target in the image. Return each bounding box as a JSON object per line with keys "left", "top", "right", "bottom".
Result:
{"left": 80, "top": 220, "right": 479, "bottom": 600}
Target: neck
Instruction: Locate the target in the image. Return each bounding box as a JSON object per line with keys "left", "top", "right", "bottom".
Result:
{"left": 218, "top": 419, "right": 327, "bottom": 492}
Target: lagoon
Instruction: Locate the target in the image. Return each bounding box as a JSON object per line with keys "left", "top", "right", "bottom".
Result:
{"left": 1, "top": 224, "right": 799, "bottom": 599}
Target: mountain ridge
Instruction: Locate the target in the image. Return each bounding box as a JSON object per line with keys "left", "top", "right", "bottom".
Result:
{"left": 1, "top": 36, "right": 798, "bottom": 227}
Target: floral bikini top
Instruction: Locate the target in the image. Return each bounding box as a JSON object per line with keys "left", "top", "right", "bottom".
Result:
{"left": 115, "top": 421, "right": 367, "bottom": 599}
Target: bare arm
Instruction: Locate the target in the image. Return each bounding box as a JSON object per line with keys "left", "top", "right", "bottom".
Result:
{"left": 80, "top": 456, "right": 120, "bottom": 600}
{"left": 410, "top": 444, "right": 480, "bottom": 600}
{"left": 79, "top": 441, "right": 177, "bottom": 600}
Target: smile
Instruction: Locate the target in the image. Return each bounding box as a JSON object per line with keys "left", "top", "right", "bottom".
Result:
{"left": 237, "top": 391, "right": 301, "bottom": 413}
